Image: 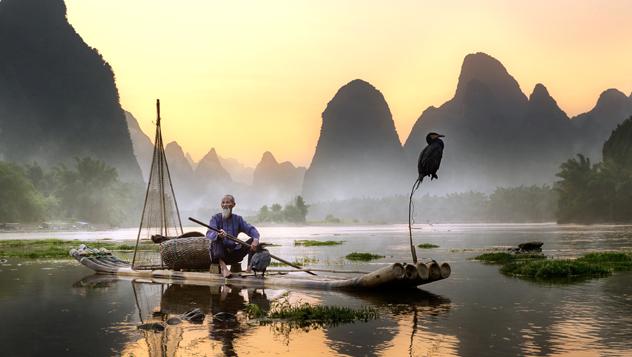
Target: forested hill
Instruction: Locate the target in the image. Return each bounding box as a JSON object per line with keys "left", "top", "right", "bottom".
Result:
{"left": 0, "top": 0, "right": 142, "bottom": 182}
{"left": 556, "top": 116, "right": 632, "bottom": 223}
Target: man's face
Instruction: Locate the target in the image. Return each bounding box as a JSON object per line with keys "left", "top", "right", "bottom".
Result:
{"left": 221, "top": 197, "right": 235, "bottom": 210}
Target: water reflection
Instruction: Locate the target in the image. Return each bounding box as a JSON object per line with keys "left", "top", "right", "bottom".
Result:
{"left": 73, "top": 274, "right": 453, "bottom": 356}
{"left": 69, "top": 267, "right": 632, "bottom": 356}
{"left": 3, "top": 224, "right": 631, "bottom": 356}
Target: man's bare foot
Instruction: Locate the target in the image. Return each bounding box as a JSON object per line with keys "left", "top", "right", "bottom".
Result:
{"left": 219, "top": 260, "right": 232, "bottom": 278}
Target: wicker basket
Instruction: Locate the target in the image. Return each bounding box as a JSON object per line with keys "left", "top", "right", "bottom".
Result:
{"left": 160, "top": 236, "right": 210, "bottom": 270}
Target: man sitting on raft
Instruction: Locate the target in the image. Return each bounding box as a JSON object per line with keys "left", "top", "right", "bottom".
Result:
{"left": 206, "top": 194, "right": 260, "bottom": 277}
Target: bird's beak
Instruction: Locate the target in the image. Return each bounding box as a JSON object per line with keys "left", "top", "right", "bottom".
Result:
{"left": 438, "top": 134, "right": 445, "bottom": 138}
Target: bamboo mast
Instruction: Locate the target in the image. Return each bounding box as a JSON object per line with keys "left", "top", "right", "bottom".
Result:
{"left": 132, "top": 101, "right": 162, "bottom": 268}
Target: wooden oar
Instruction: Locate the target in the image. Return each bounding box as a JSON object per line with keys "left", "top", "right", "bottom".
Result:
{"left": 188, "top": 217, "right": 317, "bottom": 276}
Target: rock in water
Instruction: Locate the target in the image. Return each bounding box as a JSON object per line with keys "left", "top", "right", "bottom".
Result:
{"left": 166, "top": 317, "right": 182, "bottom": 325}
{"left": 137, "top": 322, "right": 165, "bottom": 332}
{"left": 517, "top": 241, "right": 544, "bottom": 252}
{"left": 213, "top": 312, "right": 236, "bottom": 322}
{"left": 181, "top": 308, "right": 205, "bottom": 323}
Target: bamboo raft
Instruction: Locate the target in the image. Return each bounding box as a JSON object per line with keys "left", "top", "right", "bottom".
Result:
{"left": 70, "top": 245, "right": 451, "bottom": 291}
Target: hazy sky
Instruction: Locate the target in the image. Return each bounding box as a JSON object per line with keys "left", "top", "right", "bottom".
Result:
{"left": 65, "top": 0, "right": 632, "bottom": 166}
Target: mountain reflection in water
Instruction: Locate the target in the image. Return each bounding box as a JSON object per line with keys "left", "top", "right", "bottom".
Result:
{"left": 73, "top": 275, "right": 453, "bottom": 357}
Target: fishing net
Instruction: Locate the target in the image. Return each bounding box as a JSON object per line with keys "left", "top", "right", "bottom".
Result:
{"left": 132, "top": 100, "right": 183, "bottom": 270}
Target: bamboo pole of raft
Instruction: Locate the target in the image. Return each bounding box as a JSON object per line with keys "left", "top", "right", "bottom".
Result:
{"left": 404, "top": 263, "right": 419, "bottom": 280}
{"left": 342, "top": 263, "right": 405, "bottom": 288}
{"left": 188, "top": 217, "right": 317, "bottom": 276}
{"left": 416, "top": 262, "right": 430, "bottom": 280}
{"left": 439, "top": 262, "right": 451, "bottom": 279}
{"left": 266, "top": 268, "right": 371, "bottom": 274}
{"left": 427, "top": 261, "right": 441, "bottom": 281}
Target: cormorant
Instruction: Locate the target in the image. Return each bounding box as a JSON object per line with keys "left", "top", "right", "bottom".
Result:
{"left": 248, "top": 243, "right": 271, "bottom": 278}
{"left": 417, "top": 132, "right": 445, "bottom": 181}
{"left": 408, "top": 132, "right": 445, "bottom": 264}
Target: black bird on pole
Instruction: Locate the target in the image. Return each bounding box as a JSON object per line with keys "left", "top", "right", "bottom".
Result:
{"left": 408, "top": 132, "right": 445, "bottom": 264}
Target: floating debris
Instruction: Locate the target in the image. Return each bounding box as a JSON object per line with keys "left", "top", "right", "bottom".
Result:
{"left": 166, "top": 317, "right": 182, "bottom": 325}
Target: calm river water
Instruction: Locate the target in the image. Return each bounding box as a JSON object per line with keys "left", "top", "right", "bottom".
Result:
{"left": 1, "top": 224, "right": 631, "bottom": 356}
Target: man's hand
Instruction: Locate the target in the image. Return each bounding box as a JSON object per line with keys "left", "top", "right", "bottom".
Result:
{"left": 218, "top": 229, "right": 227, "bottom": 239}
{"left": 250, "top": 240, "right": 259, "bottom": 252}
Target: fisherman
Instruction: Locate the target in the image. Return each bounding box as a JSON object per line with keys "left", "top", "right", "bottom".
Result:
{"left": 206, "top": 194, "right": 260, "bottom": 277}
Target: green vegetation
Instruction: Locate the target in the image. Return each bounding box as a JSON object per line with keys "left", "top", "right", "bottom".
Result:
{"left": 257, "top": 196, "right": 309, "bottom": 223}
{"left": 0, "top": 161, "right": 47, "bottom": 222}
{"left": 417, "top": 243, "right": 439, "bottom": 249}
{"left": 244, "top": 303, "right": 266, "bottom": 318}
{"left": 324, "top": 214, "right": 341, "bottom": 223}
{"left": 501, "top": 259, "right": 610, "bottom": 279}
{"left": 345, "top": 252, "right": 385, "bottom": 261}
{"left": 556, "top": 116, "right": 632, "bottom": 223}
{"left": 0, "top": 239, "right": 156, "bottom": 259}
{"left": 246, "top": 301, "right": 379, "bottom": 327}
{"left": 0, "top": 158, "right": 142, "bottom": 226}
{"left": 475, "top": 252, "right": 544, "bottom": 264}
{"left": 269, "top": 256, "right": 319, "bottom": 267}
{"left": 294, "top": 240, "right": 344, "bottom": 247}
{"left": 475, "top": 251, "right": 632, "bottom": 281}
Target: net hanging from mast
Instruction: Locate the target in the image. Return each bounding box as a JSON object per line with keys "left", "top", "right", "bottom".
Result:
{"left": 132, "top": 99, "right": 183, "bottom": 270}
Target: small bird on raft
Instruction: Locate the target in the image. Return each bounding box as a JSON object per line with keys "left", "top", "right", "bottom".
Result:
{"left": 417, "top": 132, "right": 445, "bottom": 182}
{"left": 248, "top": 243, "right": 271, "bottom": 278}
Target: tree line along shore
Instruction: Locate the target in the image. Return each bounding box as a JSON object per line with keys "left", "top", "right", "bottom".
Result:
{"left": 2, "top": 116, "right": 632, "bottom": 226}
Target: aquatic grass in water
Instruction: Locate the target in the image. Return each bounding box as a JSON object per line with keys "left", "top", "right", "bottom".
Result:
{"left": 244, "top": 303, "right": 266, "bottom": 318}
{"left": 501, "top": 259, "right": 611, "bottom": 279}
{"left": 269, "top": 256, "right": 319, "bottom": 267}
{"left": 475, "top": 252, "right": 516, "bottom": 264}
{"left": 474, "top": 252, "right": 544, "bottom": 264}
{"left": 294, "top": 240, "right": 344, "bottom": 247}
{"left": 476, "top": 251, "right": 632, "bottom": 281}
{"left": 0, "top": 239, "right": 157, "bottom": 259}
{"left": 246, "top": 301, "right": 379, "bottom": 327}
{"left": 417, "top": 243, "right": 439, "bottom": 249}
{"left": 345, "top": 252, "right": 385, "bottom": 261}
{"left": 579, "top": 252, "right": 632, "bottom": 271}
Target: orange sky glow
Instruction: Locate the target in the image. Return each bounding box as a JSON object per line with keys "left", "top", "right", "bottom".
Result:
{"left": 65, "top": 0, "right": 632, "bottom": 167}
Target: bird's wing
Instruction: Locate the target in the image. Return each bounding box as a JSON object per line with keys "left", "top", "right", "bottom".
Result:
{"left": 418, "top": 145, "right": 431, "bottom": 175}
{"left": 419, "top": 142, "right": 444, "bottom": 176}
